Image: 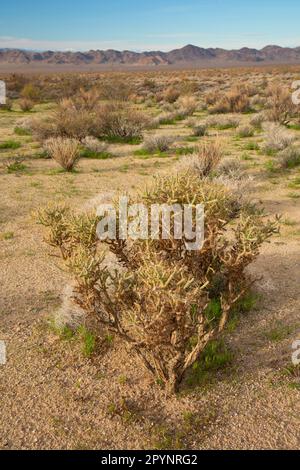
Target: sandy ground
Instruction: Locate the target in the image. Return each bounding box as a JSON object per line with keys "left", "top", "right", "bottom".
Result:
{"left": 0, "top": 97, "right": 299, "bottom": 450}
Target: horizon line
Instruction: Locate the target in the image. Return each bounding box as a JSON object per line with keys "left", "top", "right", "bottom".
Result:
{"left": 0, "top": 43, "right": 298, "bottom": 54}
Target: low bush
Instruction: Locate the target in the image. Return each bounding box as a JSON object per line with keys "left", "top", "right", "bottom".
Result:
{"left": 236, "top": 125, "right": 254, "bottom": 138}
{"left": 263, "top": 122, "right": 295, "bottom": 153}
{"left": 278, "top": 145, "right": 300, "bottom": 169}
{"left": 193, "top": 124, "right": 207, "bottom": 137}
{"left": 206, "top": 115, "right": 240, "bottom": 130}
{"left": 143, "top": 135, "right": 174, "bottom": 153}
{"left": 44, "top": 137, "right": 81, "bottom": 171}
{"left": 19, "top": 98, "right": 34, "bottom": 112}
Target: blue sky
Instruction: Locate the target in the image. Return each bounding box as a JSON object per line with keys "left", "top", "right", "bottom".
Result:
{"left": 1, "top": 0, "right": 300, "bottom": 51}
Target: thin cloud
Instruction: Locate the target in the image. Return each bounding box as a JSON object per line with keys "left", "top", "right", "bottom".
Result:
{"left": 0, "top": 36, "right": 182, "bottom": 52}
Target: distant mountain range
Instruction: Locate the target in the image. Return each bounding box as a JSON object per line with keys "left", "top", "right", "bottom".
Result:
{"left": 1, "top": 44, "right": 300, "bottom": 68}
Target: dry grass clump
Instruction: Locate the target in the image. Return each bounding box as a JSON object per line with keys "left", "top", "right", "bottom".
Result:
{"left": 37, "top": 172, "right": 278, "bottom": 394}
{"left": 205, "top": 89, "right": 221, "bottom": 107}
{"left": 236, "top": 125, "right": 254, "bottom": 138}
{"left": 278, "top": 145, "right": 300, "bottom": 169}
{"left": 143, "top": 135, "right": 174, "bottom": 153}
{"left": 262, "top": 122, "right": 295, "bottom": 153}
{"left": 163, "top": 87, "right": 180, "bottom": 104}
{"left": 193, "top": 124, "right": 207, "bottom": 137}
{"left": 250, "top": 112, "right": 265, "bottom": 130}
{"left": 82, "top": 136, "right": 109, "bottom": 154}
{"left": 44, "top": 137, "right": 81, "bottom": 171}
{"left": 214, "top": 159, "right": 253, "bottom": 207}
{"left": 176, "top": 95, "right": 198, "bottom": 116}
{"left": 206, "top": 115, "right": 240, "bottom": 130}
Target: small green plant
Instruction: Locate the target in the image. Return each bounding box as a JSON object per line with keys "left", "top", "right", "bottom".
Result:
{"left": 187, "top": 340, "right": 233, "bottom": 387}
{"left": 118, "top": 375, "right": 128, "bottom": 385}
{"left": 80, "top": 148, "right": 115, "bottom": 160}
{"left": 14, "top": 126, "right": 32, "bottom": 136}
{"left": 263, "top": 321, "right": 294, "bottom": 342}
{"left": 0, "top": 140, "right": 21, "bottom": 150}
{"left": 104, "top": 135, "right": 142, "bottom": 145}
{"left": 244, "top": 142, "right": 259, "bottom": 151}
{"left": 287, "top": 177, "right": 300, "bottom": 190}
{"left": 78, "top": 326, "right": 96, "bottom": 357}
{"left": 0, "top": 231, "right": 14, "bottom": 240}
{"left": 175, "top": 146, "right": 195, "bottom": 156}
{"left": 2, "top": 157, "right": 27, "bottom": 174}
{"left": 151, "top": 425, "right": 185, "bottom": 450}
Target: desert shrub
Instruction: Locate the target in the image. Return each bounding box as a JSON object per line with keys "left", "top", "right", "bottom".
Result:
{"left": 6, "top": 73, "right": 28, "bottom": 95}
{"left": 236, "top": 125, "right": 254, "bottom": 138}
{"left": 98, "top": 80, "right": 133, "bottom": 102}
{"left": 143, "top": 135, "right": 174, "bottom": 153}
{"left": 206, "top": 115, "right": 239, "bottom": 129}
{"left": 52, "top": 98, "right": 96, "bottom": 140}
{"left": 210, "top": 87, "right": 251, "bottom": 114}
{"left": 95, "top": 104, "right": 147, "bottom": 142}
{"left": 176, "top": 95, "right": 198, "bottom": 116}
{"left": 19, "top": 98, "right": 34, "bottom": 112}
{"left": 265, "top": 84, "right": 294, "bottom": 125}
{"left": 153, "top": 111, "right": 183, "bottom": 126}
{"left": 30, "top": 97, "right": 97, "bottom": 141}
{"left": 205, "top": 89, "right": 221, "bottom": 107}
{"left": 142, "top": 79, "right": 157, "bottom": 91}
{"left": 21, "top": 83, "right": 41, "bottom": 102}
{"left": 250, "top": 112, "right": 265, "bottom": 130}
{"left": 214, "top": 159, "right": 253, "bottom": 207}
{"left": 193, "top": 124, "right": 207, "bottom": 137}
{"left": 278, "top": 145, "right": 300, "bottom": 169}
{"left": 82, "top": 136, "right": 109, "bottom": 154}
{"left": 263, "top": 122, "right": 295, "bottom": 153}
{"left": 1, "top": 157, "right": 27, "bottom": 174}
{"left": 38, "top": 173, "right": 277, "bottom": 394}
{"left": 44, "top": 137, "right": 81, "bottom": 171}
{"left": 250, "top": 94, "right": 266, "bottom": 108}
{"left": 72, "top": 88, "right": 100, "bottom": 112}
{"left": 164, "top": 87, "right": 180, "bottom": 104}
{"left": 177, "top": 141, "right": 223, "bottom": 177}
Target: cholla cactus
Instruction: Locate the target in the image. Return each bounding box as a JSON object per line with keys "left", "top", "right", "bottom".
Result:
{"left": 37, "top": 172, "right": 278, "bottom": 394}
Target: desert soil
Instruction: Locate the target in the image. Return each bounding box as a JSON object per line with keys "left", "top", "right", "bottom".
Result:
{"left": 0, "top": 91, "right": 299, "bottom": 450}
